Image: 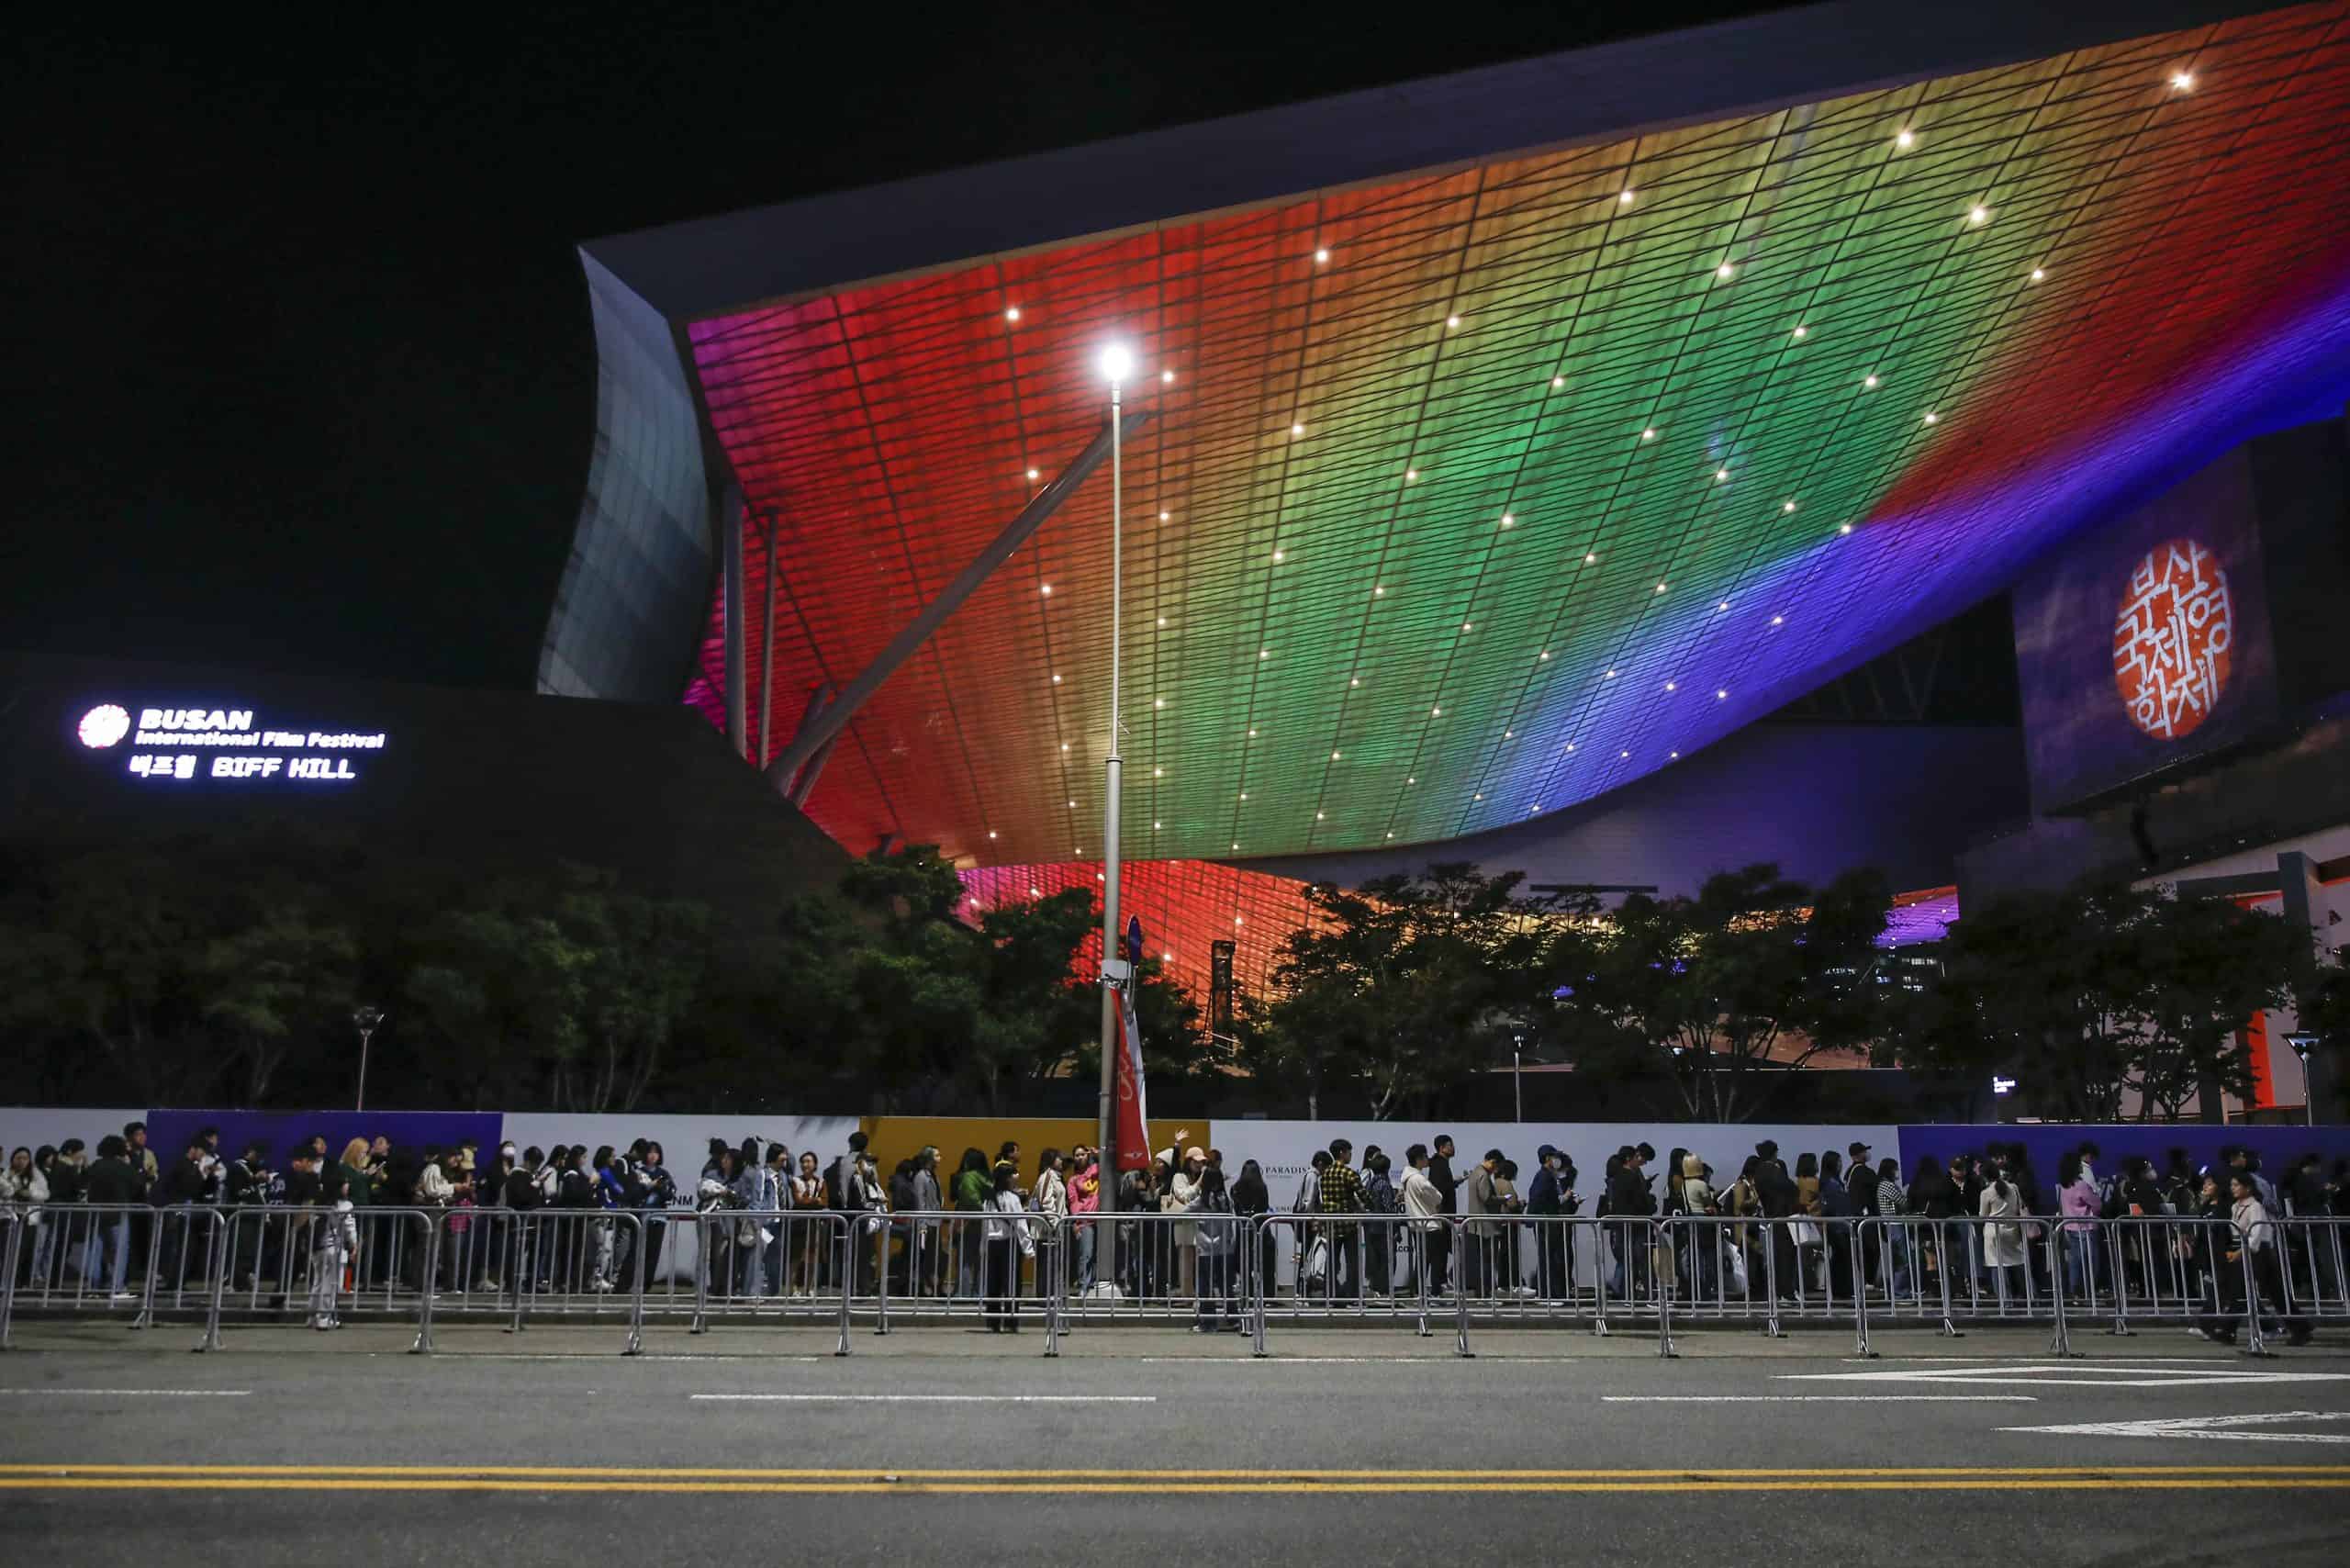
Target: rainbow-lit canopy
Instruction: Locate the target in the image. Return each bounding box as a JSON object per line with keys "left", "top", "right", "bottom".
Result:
{"left": 651, "top": 5, "right": 2350, "bottom": 892}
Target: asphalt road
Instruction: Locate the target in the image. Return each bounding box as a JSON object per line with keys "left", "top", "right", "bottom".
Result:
{"left": 4, "top": 1327, "right": 2347, "bottom": 1563}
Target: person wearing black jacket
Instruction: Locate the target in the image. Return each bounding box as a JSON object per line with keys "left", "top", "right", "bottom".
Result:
{"left": 224, "top": 1142, "right": 274, "bottom": 1290}
{"left": 1606, "top": 1147, "right": 1654, "bottom": 1300}
{"left": 1527, "top": 1146, "right": 1579, "bottom": 1302}
{"left": 504, "top": 1148, "right": 546, "bottom": 1294}
{"left": 83, "top": 1136, "right": 142, "bottom": 1298}
{"left": 151, "top": 1138, "right": 215, "bottom": 1292}
{"left": 1427, "top": 1136, "right": 1459, "bottom": 1295}
{"left": 1752, "top": 1142, "right": 1800, "bottom": 1302}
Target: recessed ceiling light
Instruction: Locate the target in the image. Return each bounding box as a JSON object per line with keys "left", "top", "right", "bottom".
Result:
{"left": 1968, "top": 206, "right": 1989, "bottom": 226}
{"left": 1030, "top": 886, "right": 1041, "bottom": 896}
{"left": 1500, "top": 513, "right": 1514, "bottom": 527}
{"left": 1051, "top": 673, "right": 1062, "bottom": 684}
{"left": 1716, "top": 468, "right": 1729, "bottom": 481}
{"left": 1618, "top": 189, "right": 1635, "bottom": 204}
{"left": 1717, "top": 689, "right": 1728, "bottom": 700}
{"left": 1664, "top": 682, "right": 1676, "bottom": 692}
{"left": 2170, "top": 70, "right": 2194, "bottom": 91}
{"left": 1840, "top": 523, "right": 1853, "bottom": 535}
{"left": 1654, "top": 582, "right": 1668, "bottom": 594}
{"left": 1061, "top": 742, "right": 1070, "bottom": 751}
{"left": 1605, "top": 668, "right": 1617, "bottom": 678}
{"left": 1772, "top": 615, "right": 1785, "bottom": 625}
{"left": 1404, "top": 467, "right": 1418, "bottom": 481}
{"left": 1153, "top": 821, "right": 1161, "bottom": 830}
{"left": 1290, "top": 422, "right": 1304, "bottom": 437}
{"left": 1924, "top": 411, "right": 1939, "bottom": 424}
{"left": 1247, "top": 726, "right": 1258, "bottom": 737}
{"left": 1670, "top": 750, "right": 1679, "bottom": 759}
{"left": 1068, "top": 799, "right": 1076, "bottom": 807}
{"left": 1026, "top": 467, "right": 1041, "bottom": 479}
{"left": 1349, "top": 677, "right": 1360, "bottom": 687}
{"left": 1895, "top": 129, "right": 1915, "bottom": 149}
{"left": 1461, "top": 622, "right": 1473, "bottom": 633}
{"left": 1159, "top": 510, "right": 1170, "bottom": 521}
{"left": 1717, "top": 600, "right": 1729, "bottom": 611}
{"left": 1621, "top": 750, "right": 1630, "bottom": 758}
{"left": 1161, "top": 369, "right": 1175, "bottom": 384}
{"left": 1783, "top": 500, "right": 1796, "bottom": 513}
{"left": 1259, "top": 649, "right": 1270, "bottom": 659}
{"left": 1238, "top": 791, "right": 1248, "bottom": 800}
{"left": 2030, "top": 267, "right": 2046, "bottom": 282}
{"left": 1566, "top": 743, "right": 1576, "bottom": 752}
{"left": 1406, "top": 776, "right": 1416, "bottom": 784}
{"left": 1157, "top": 616, "right": 1167, "bottom": 626}
{"left": 1640, "top": 428, "right": 1657, "bottom": 442}
{"left": 1314, "top": 247, "right": 1330, "bottom": 263}
{"left": 1863, "top": 375, "right": 1879, "bottom": 388}
{"left": 1386, "top": 831, "right": 1394, "bottom": 839}
{"left": 1431, "top": 706, "right": 1442, "bottom": 716}
{"left": 1551, "top": 375, "right": 1565, "bottom": 388}
{"left": 1234, "top": 915, "right": 1244, "bottom": 926}
{"left": 1271, "top": 549, "right": 1284, "bottom": 562}
{"left": 1331, "top": 750, "right": 1342, "bottom": 760}
{"left": 1039, "top": 583, "right": 1052, "bottom": 596}
{"left": 1372, "top": 585, "right": 1385, "bottom": 596}
{"left": 1539, "top": 651, "right": 1550, "bottom": 661}
{"left": 1716, "top": 263, "right": 1735, "bottom": 279}
{"left": 1445, "top": 314, "right": 1460, "bottom": 329}
{"left": 1315, "top": 811, "right": 1326, "bottom": 820}
{"left": 1505, "top": 730, "right": 1515, "bottom": 739}
{"left": 987, "top": 830, "right": 997, "bottom": 839}
{"left": 1473, "top": 794, "right": 1483, "bottom": 801}
{"left": 1792, "top": 325, "right": 1807, "bottom": 339}
{"left": 1585, "top": 552, "right": 1598, "bottom": 564}
{"left": 1154, "top": 697, "right": 1165, "bottom": 709}
{"left": 1232, "top": 842, "right": 1240, "bottom": 850}
{"left": 1005, "top": 306, "right": 1022, "bottom": 321}
{"left": 1153, "top": 767, "right": 1163, "bottom": 777}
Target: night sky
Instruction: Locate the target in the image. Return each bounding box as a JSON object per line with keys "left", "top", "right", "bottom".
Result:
{"left": 9, "top": 5, "right": 1778, "bottom": 693}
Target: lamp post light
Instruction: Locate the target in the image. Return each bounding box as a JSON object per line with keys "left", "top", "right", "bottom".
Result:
{"left": 1513, "top": 1033, "right": 1525, "bottom": 1123}
{"left": 352, "top": 1005, "right": 385, "bottom": 1113}
{"left": 2285, "top": 1035, "right": 2320, "bottom": 1127}
{"left": 1095, "top": 342, "right": 1135, "bottom": 1215}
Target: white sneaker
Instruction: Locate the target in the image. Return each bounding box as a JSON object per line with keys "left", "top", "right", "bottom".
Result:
{"left": 109, "top": 1291, "right": 137, "bottom": 1302}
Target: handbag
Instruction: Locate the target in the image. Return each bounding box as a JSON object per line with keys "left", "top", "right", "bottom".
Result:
{"left": 1722, "top": 1238, "right": 1749, "bottom": 1295}
{"left": 1303, "top": 1236, "right": 1329, "bottom": 1287}
{"left": 1793, "top": 1220, "right": 1823, "bottom": 1248}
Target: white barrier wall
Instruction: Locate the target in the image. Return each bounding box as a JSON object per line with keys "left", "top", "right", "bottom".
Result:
{"left": 0, "top": 1108, "right": 152, "bottom": 1159}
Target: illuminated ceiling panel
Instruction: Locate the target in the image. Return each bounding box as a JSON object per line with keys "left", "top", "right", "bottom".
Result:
{"left": 686, "top": 6, "right": 2350, "bottom": 870}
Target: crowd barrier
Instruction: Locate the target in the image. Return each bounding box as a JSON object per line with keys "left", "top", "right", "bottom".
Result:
{"left": 1, "top": 1204, "right": 2340, "bottom": 1359}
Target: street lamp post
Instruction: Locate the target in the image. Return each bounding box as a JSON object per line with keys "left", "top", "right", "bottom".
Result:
{"left": 1096, "top": 342, "right": 1135, "bottom": 1221}
{"left": 352, "top": 1005, "right": 385, "bottom": 1113}
{"left": 1513, "top": 1033, "right": 1524, "bottom": 1123}
{"left": 2285, "top": 1035, "right": 2320, "bottom": 1127}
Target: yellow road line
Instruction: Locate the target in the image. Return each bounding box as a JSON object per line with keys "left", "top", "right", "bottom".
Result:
{"left": 3, "top": 1478, "right": 2348, "bottom": 1495}
{"left": 6, "top": 1462, "right": 2344, "bottom": 1479}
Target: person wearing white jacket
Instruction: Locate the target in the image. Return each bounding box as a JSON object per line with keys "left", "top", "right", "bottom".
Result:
{"left": 1399, "top": 1146, "right": 1445, "bottom": 1296}
{"left": 1976, "top": 1171, "right": 2029, "bottom": 1305}
{"left": 982, "top": 1164, "right": 1035, "bottom": 1333}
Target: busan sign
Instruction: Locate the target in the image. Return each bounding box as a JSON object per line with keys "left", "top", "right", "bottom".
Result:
{"left": 2112, "top": 538, "right": 2232, "bottom": 741}
{"left": 75, "top": 703, "right": 388, "bottom": 785}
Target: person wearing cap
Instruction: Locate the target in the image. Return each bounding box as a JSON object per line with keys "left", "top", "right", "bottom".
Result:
{"left": 1461, "top": 1148, "right": 1504, "bottom": 1298}
{"left": 1161, "top": 1139, "right": 1204, "bottom": 1299}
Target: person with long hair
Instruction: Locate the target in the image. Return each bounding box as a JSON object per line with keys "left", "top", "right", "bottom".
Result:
{"left": 1188, "top": 1165, "right": 1240, "bottom": 1331}
{"left": 1977, "top": 1161, "right": 2029, "bottom": 1308}
{"left": 1232, "top": 1158, "right": 1275, "bottom": 1305}
{"left": 789, "top": 1150, "right": 826, "bottom": 1296}
{"left": 952, "top": 1148, "right": 990, "bottom": 1298}
{"left": 981, "top": 1162, "right": 1034, "bottom": 1332}
{"left": 2056, "top": 1150, "right": 2100, "bottom": 1300}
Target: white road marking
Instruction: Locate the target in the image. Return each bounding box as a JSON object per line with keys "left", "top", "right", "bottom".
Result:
{"left": 1781, "top": 1365, "right": 2350, "bottom": 1389}
{"left": 689, "top": 1394, "right": 1158, "bottom": 1404}
{"left": 0, "top": 1389, "right": 252, "bottom": 1397}
{"left": 2003, "top": 1410, "right": 2350, "bottom": 1445}
{"left": 1136, "top": 1356, "right": 1585, "bottom": 1364}
{"left": 1597, "top": 1401, "right": 2040, "bottom": 1410}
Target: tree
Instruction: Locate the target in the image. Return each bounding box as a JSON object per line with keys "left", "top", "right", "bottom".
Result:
{"left": 1572, "top": 864, "right": 1894, "bottom": 1122}
{"left": 197, "top": 898, "right": 356, "bottom": 1103}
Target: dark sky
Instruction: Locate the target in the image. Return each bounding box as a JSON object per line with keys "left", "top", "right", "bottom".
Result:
{"left": 9, "top": 4, "right": 1781, "bottom": 692}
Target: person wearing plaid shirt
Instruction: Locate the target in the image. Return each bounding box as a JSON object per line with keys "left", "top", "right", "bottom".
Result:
{"left": 1317, "top": 1138, "right": 1365, "bottom": 1302}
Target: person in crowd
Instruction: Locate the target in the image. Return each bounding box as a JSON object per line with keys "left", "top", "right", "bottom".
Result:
{"left": 1818, "top": 1150, "right": 1852, "bottom": 1298}
{"left": 634, "top": 1143, "right": 674, "bottom": 1294}
{"left": 82, "top": 1135, "right": 142, "bottom": 1299}
{"left": 849, "top": 1144, "right": 890, "bottom": 1296}
{"left": 2056, "top": 1150, "right": 2100, "bottom": 1300}
{"left": 1363, "top": 1149, "right": 1398, "bottom": 1299}
{"left": 1603, "top": 1145, "right": 1651, "bottom": 1299}
{"left": 1316, "top": 1139, "right": 1365, "bottom": 1303}
{"left": 1872, "top": 1155, "right": 1911, "bottom": 1296}
{"left": 1188, "top": 1164, "right": 1240, "bottom": 1332}
{"left": 789, "top": 1149, "right": 826, "bottom": 1296}
{"left": 1231, "top": 1158, "right": 1275, "bottom": 1303}
{"left": 911, "top": 1146, "right": 945, "bottom": 1296}
{"left": 953, "top": 1148, "right": 991, "bottom": 1297}
{"left": 759, "top": 1144, "right": 793, "bottom": 1296}
{"left": 6, "top": 1147, "right": 45, "bottom": 1289}
{"left": 1526, "top": 1146, "right": 1575, "bottom": 1303}
{"left": 1424, "top": 1136, "right": 1460, "bottom": 1295}
{"left": 2227, "top": 1170, "right": 2312, "bottom": 1346}
{"left": 981, "top": 1160, "right": 1034, "bottom": 1332}
{"left": 1067, "top": 1145, "right": 1102, "bottom": 1296}
{"left": 1167, "top": 1145, "right": 1205, "bottom": 1300}
{"left": 696, "top": 1146, "right": 743, "bottom": 1299}
{"left": 307, "top": 1151, "right": 352, "bottom": 1331}
{"left": 1397, "top": 1144, "right": 1445, "bottom": 1296}
{"left": 1679, "top": 1152, "right": 1715, "bottom": 1298}
{"left": 1032, "top": 1148, "right": 1069, "bottom": 1298}
{"left": 1462, "top": 1148, "right": 1505, "bottom": 1299}
{"left": 1977, "top": 1161, "right": 2030, "bottom": 1307}
{"left": 727, "top": 1142, "right": 773, "bottom": 1296}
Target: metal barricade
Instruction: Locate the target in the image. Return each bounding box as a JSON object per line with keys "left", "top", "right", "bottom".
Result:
{"left": 1, "top": 1202, "right": 218, "bottom": 1328}
{"left": 1858, "top": 1212, "right": 2058, "bottom": 1341}
{"left": 1659, "top": 1214, "right": 1856, "bottom": 1345}
{"left": 866, "top": 1209, "right": 1058, "bottom": 1352}
{"left": 1063, "top": 1208, "right": 1247, "bottom": 1337}
{"left": 0, "top": 1211, "right": 18, "bottom": 1349}
{"left": 2273, "top": 1216, "right": 2346, "bottom": 1329}
{"left": 1248, "top": 1212, "right": 1470, "bottom": 1355}
{"left": 681, "top": 1208, "right": 855, "bottom": 1355}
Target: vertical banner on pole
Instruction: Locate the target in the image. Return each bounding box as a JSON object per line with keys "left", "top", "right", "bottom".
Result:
{"left": 1115, "top": 914, "right": 1149, "bottom": 1170}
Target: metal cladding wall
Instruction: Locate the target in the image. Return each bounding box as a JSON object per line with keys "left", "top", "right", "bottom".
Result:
{"left": 538, "top": 252, "right": 714, "bottom": 703}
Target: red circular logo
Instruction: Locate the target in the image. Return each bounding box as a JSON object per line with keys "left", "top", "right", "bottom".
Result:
{"left": 2113, "top": 538, "right": 2232, "bottom": 740}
